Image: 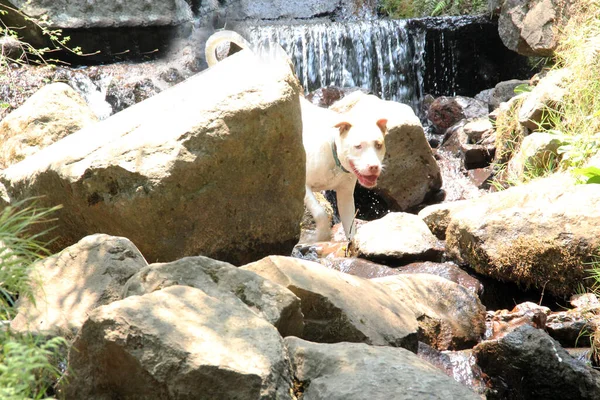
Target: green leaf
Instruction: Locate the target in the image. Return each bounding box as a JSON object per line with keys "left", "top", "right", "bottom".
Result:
{"left": 574, "top": 166, "right": 600, "bottom": 178}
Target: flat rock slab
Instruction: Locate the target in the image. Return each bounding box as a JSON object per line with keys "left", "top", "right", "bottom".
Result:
{"left": 350, "top": 212, "right": 444, "bottom": 265}
{"left": 10, "top": 234, "right": 147, "bottom": 336}
{"left": 65, "top": 285, "right": 292, "bottom": 399}
{"left": 123, "top": 255, "right": 304, "bottom": 337}
{"left": 285, "top": 337, "right": 481, "bottom": 400}
{"left": 242, "top": 256, "right": 419, "bottom": 351}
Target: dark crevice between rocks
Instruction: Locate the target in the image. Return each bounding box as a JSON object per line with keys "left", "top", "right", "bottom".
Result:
{"left": 465, "top": 267, "right": 569, "bottom": 311}
{"left": 292, "top": 377, "right": 309, "bottom": 399}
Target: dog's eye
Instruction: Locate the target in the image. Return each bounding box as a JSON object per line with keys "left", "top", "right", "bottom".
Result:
{"left": 375, "top": 142, "right": 383, "bottom": 149}
{"left": 354, "top": 144, "right": 362, "bottom": 149}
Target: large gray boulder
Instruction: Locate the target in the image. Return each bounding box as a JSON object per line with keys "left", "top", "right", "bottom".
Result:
{"left": 0, "top": 83, "right": 98, "bottom": 170}
{"left": 10, "top": 234, "right": 147, "bottom": 336}
{"left": 498, "top": 0, "right": 571, "bottom": 57}
{"left": 285, "top": 337, "right": 481, "bottom": 400}
{"left": 446, "top": 175, "right": 600, "bottom": 297}
{"left": 242, "top": 256, "right": 419, "bottom": 351}
{"left": 1, "top": 50, "right": 305, "bottom": 265}
{"left": 64, "top": 285, "right": 292, "bottom": 399}
{"left": 122, "top": 256, "right": 304, "bottom": 337}
{"left": 330, "top": 93, "right": 442, "bottom": 211}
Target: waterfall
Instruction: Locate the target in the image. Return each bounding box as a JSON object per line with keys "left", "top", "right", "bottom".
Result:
{"left": 244, "top": 20, "right": 426, "bottom": 113}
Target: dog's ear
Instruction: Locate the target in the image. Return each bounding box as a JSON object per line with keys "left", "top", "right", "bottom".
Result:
{"left": 334, "top": 121, "right": 352, "bottom": 136}
{"left": 376, "top": 118, "right": 388, "bottom": 135}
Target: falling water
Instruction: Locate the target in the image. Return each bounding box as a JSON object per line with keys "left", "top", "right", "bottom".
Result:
{"left": 245, "top": 20, "right": 426, "bottom": 112}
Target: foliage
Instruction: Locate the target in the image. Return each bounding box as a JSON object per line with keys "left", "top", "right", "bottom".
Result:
{"left": 491, "top": 0, "right": 600, "bottom": 188}
{"left": 0, "top": 334, "right": 68, "bottom": 400}
{"left": 0, "top": 199, "right": 61, "bottom": 320}
{"left": 380, "top": 0, "right": 488, "bottom": 18}
{"left": 0, "top": 199, "right": 65, "bottom": 399}
{"left": 573, "top": 166, "right": 600, "bottom": 184}
{"left": 0, "top": 2, "right": 83, "bottom": 67}
{"left": 542, "top": 1, "right": 600, "bottom": 173}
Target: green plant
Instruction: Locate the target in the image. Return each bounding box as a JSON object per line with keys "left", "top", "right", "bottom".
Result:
{"left": 0, "top": 199, "right": 66, "bottom": 399}
{"left": 380, "top": 0, "right": 487, "bottom": 18}
{"left": 0, "top": 333, "right": 68, "bottom": 400}
{"left": 573, "top": 166, "right": 600, "bottom": 184}
{"left": 0, "top": 2, "right": 84, "bottom": 67}
{"left": 0, "top": 199, "right": 61, "bottom": 320}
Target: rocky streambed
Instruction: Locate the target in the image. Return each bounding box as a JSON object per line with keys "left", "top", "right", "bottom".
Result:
{"left": 2, "top": 1, "right": 600, "bottom": 399}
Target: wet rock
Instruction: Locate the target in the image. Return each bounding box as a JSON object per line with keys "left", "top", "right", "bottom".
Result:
{"left": 320, "top": 257, "right": 402, "bottom": 279}
{"left": 285, "top": 337, "right": 481, "bottom": 400}
{"left": 498, "top": 0, "right": 571, "bottom": 57}
{"left": 489, "top": 79, "right": 529, "bottom": 110}
{"left": 330, "top": 92, "right": 443, "bottom": 211}
{"left": 446, "top": 174, "right": 600, "bottom": 297}
{"left": 487, "top": 302, "right": 550, "bottom": 340}
{"left": 375, "top": 274, "right": 486, "bottom": 350}
{"left": 1, "top": 50, "right": 305, "bottom": 265}
{"left": 0, "top": 82, "right": 98, "bottom": 169}
{"left": 467, "top": 167, "right": 494, "bottom": 190}
{"left": 64, "top": 285, "right": 292, "bottom": 399}
{"left": 305, "top": 87, "right": 364, "bottom": 108}
{"left": 242, "top": 256, "right": 419, "bottom": 350}
{"left": 428, "top": 96, "right": 488, "bottom": 134}
{"left": 105, "top": 78, "right": 162, "bottom": 114}
{"left": 474, "top": 88, "right": 494, "bottom": 108}
{"left": 428, "top": 96, "right": 464, "bottom": 133}
{"left": 417, "top": 342, "right": 488, "bottom": 398}
{"left": 440, "top": 122, "right": 495, "bottom": 170}
{"left": 122, "top": 256, "right": 304, "bottom": 337}
{"left": 10, "top": 234, "right": 147, "bottom": 336}
{"left": 350, "top": 212, "right": 444, "bottom": 265}
{"left": 159, "top": 67, "right": 185, "bottom": 84}
{"left": 398, "top": 261, "right": 484, "bottom": 296}
{"left": 474, "top": 325, "right": 600, "bottom": 400}
{"left": 434, "top": 150, "right": 486, "bottom": 203}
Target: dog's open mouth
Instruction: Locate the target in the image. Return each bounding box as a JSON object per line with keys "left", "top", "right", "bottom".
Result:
{"left": 356, "top": 173, "right": 379, "bottom": 188}
{"left": 352, "top": 167, "right": 379, "bottom": 187}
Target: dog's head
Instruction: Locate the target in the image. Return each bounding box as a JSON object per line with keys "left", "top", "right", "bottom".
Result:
{"left": 334, "top": 117, "right": 388, "bottom": 188}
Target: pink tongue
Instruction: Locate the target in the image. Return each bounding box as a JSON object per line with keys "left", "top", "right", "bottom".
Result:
{"left": 359, "top": 174, "right": 378, "bottom": 186}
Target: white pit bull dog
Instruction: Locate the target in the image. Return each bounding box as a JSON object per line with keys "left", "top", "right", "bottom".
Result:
{"left": 206, "top": 31, "right": 388, "bottom": 242}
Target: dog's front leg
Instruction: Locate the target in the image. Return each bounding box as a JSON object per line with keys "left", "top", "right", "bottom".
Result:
{"left": 336, "top": 186, "right": 356, "bottom": 240}
{"left": 304, "top": 186, "right": 331, "bottom": 243}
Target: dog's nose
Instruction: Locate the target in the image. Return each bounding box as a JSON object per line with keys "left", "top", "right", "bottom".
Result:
{"left": 368, "top": 165, "right": 380, "bottom": 174}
